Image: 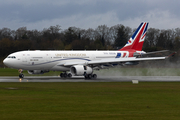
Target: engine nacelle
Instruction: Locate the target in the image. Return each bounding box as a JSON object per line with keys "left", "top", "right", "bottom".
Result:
{"left": 70, "top": 65, "right": 93, "bottom": 76}
{"left": 28, "top": 70, "right": 49, "bottom": 74}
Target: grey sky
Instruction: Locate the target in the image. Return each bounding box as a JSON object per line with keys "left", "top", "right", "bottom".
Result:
{"left": 0, "top": 0, "right": 180, "bottom": 30}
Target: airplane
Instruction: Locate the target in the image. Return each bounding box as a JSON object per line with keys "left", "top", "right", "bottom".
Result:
{"left": 3, "top": 22, "right": 167, "bottom": 79}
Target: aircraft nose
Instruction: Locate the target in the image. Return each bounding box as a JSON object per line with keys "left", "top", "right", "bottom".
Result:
{"left": 3, "top": 58, "right": 9, "bottom": 66}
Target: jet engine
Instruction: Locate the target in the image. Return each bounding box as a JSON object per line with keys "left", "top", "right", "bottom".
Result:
{"left": 70, "top": 65, "right": 93, "bottom": 76}
{"left": 28, "top": 70, "right": 49, "bottom": 74}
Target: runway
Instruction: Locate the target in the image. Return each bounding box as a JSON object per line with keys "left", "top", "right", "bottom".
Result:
{"left": 0, "top": 76, "right": 180, "bottom": 82}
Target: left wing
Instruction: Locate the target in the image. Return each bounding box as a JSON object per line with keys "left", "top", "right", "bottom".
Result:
{"left": 61, "top": 57, "right": 166, "bottom": 67}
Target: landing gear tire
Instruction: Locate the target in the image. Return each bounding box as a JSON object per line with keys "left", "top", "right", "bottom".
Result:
{"left": 88, "top": 74, "right": 92, "bottom": 79}
{"left": 67, "top": 73, "right": 72, "bottom": 78}
{"left": 19, "top": 74, "right": 24, "bottom": 78}
{"left": 63, "top": 73, "right": 67, "bottom": 78}
{"left": 85, "top": 74, "right": 88, "bottom": 79}
{"left": 84, "top": 74, "right": 97, "bottom": 79}
{"left": 60, "top": 73, "right": 67, "bottom": 78}
{"left": 60, "top": 73, "right": 63, "bottom": 78}
{"left": 60, "top": 72, "right": 71, "bottom": 78}
{"left": 92, "top": 74, "right": 97, "bottom": 79}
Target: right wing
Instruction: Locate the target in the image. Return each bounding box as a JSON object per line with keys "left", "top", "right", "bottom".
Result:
{"left": 134, "top": 50, "right": 169, "bottom": 57}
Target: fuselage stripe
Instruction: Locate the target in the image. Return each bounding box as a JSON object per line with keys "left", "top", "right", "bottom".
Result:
{"left": 22, "top": 58, "right": 92, "bottom": 66}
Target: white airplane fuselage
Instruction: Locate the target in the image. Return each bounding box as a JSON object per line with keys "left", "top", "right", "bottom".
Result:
{"left": 3, "top": 50, "right": 145, "bottom": 71}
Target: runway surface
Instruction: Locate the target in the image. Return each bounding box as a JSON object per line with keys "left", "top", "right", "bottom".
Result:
{"left": 0, "top": 76, "right": 180, "bottom": 82}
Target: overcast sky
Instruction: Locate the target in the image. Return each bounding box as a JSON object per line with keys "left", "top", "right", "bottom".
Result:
{"left": 0, "top": 0, "right": 180, "bottom": 30}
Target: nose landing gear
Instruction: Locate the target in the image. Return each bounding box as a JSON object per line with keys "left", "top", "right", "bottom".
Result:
{"left": 18, "top": 69, "right": 24, "bottom": 78}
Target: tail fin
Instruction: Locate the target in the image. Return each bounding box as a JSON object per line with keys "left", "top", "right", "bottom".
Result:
{"left": 120, "top": 22, "right": 148, "bottom": 51}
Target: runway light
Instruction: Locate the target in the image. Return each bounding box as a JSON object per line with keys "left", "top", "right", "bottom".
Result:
{"left": 19, "top": 78, "right": 22, "bottom": 82}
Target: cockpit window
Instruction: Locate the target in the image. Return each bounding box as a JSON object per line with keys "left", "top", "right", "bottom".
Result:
{"left": 7, "top": 56, "right": 16, "bottom": 59}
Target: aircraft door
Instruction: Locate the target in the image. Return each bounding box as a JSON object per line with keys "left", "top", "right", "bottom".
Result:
{"left": 91, "top": 54, "right": 95, "bottom": 60}
{"left": 46, "top": 54, "right": 51, "bottom": 62}
{"left": 22, "top": 54, "right": 27, "bottom": 62}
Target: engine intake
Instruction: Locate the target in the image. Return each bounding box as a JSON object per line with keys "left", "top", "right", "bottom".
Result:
{"left": 70, "top": 65, "right": 93, "bottom": 76}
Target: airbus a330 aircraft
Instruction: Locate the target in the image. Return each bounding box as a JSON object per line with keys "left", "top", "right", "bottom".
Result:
{"left": 3, "top": 22, "right": 166, "bottom": 79}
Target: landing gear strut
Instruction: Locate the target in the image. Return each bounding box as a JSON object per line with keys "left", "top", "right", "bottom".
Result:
{"left": 60, "top": 72, "right": 72, "bottom": 78}
{"left": 18, "top": 69, "right": 24, "bottom": 78}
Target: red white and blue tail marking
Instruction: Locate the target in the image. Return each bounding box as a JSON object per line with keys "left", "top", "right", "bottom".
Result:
{"left": 120, "top": 22, "right": 149, "bottom": 51}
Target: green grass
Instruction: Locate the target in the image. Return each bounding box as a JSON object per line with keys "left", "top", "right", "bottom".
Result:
{"left": 0, "top": 82, "right": 180, "bottom": 120}
{"left": 1, "top": 67, "right": 180, "bottom": 76}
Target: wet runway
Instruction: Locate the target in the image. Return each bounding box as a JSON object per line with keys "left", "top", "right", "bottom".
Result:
{"left": 0, "top": 76, "right": 180, "bottom": 82}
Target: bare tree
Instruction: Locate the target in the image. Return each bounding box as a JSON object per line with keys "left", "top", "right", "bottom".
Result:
{"left": 16, "top": 27, "right": 27, "bottom": 40}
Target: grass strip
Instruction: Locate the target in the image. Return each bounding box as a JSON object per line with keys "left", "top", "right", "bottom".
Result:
{"left": 0, "top": 82, "right": 180, "bottom": 120}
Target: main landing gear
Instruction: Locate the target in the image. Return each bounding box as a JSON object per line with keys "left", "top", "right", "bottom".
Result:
{"left": 60, "top": 72, "right": 97, "bottom": 79}
{"left": 18, "top": 69, "right": 24, "bottom": 78}
{"left": 60, "top": 72, "right": 72, "bottom": 78}
{"left": 84, "top": 74, "right": 97, "bottom": 79}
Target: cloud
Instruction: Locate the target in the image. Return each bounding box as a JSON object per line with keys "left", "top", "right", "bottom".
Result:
{"left": 119, "top": 9, "right": 180, "bottom": 29}
{"left": 19, "top": 9, "right": 180, "bottom": 30}
{"left": 23, "top": 11, "right": 119, "bottom": 30}
{"left": 0, "top": 0, "right": 180, "bottom": 30}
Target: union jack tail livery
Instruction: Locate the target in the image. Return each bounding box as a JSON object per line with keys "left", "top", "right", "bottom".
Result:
{"left": 120, "top": 22, "right": 148, "bottom": 51}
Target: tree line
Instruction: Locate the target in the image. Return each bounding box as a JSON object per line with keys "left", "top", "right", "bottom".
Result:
{"left": 0, "top": 24, "right": 180, "bottom": 59}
